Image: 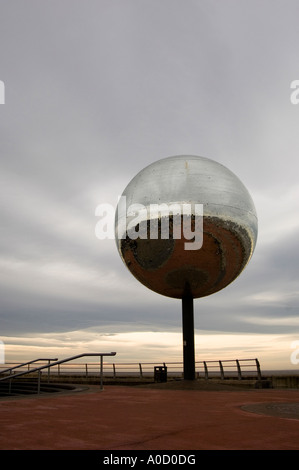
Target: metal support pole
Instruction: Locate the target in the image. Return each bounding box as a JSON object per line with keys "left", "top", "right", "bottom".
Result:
{"left": 100, "top": 355, "right": 103, "bottom": 391}
{"left": 219, "top": 361, "right": 224, "bottom": 380}
{"left": 182, "top": 295, "right": 195, "bottom": 380}
{"left": 256, "top": 358, "right": 262, "bottom": 381}
{"left": 203, "top": 361, "right": 208, "bottom": 380}
{"left": 236, "top": 360, "right": 242, "bottom": 380}
{"left": 38, "top": 370, "right": 41, "bottom": 394}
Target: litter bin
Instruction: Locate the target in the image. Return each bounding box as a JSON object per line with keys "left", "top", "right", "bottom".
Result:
{"left": 154, "top": 366, "right": 167, "bottom": 383}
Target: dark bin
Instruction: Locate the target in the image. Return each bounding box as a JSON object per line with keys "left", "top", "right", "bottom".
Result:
{"left": 154, "top": 366, "right": 167, "bottom": 383}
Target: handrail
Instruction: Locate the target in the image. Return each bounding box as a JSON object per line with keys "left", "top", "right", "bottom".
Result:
{"left": 200, "top": 358, "right": 262, "bottom": 380}
{"left": 106, "top": 358, "right": 261, "bottom": 380}
{"left": 0, "top": 358, "right": 58, "bottom": 375}
{"left": 0, "top": 352, "right": 116, "bottom": 393}
{"left": 0, "top": 356, "right": 261, "bottom": 387}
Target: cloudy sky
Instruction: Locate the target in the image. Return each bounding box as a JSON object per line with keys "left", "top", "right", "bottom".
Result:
{"left": 1, "top": 0, "right": 299, "bottom": 371}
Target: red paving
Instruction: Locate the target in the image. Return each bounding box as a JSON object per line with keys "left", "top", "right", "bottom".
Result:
{"left": 0, "top": 385, "right": 299, "bottom": 450}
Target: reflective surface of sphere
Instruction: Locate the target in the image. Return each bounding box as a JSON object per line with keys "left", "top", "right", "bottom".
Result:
{"left": 115, "top": 155, "right": 258, "bottom": 299}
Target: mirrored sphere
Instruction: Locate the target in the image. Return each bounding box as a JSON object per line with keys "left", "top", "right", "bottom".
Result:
{"left": 115, "top": 155, "right": 258, "bottom": 299}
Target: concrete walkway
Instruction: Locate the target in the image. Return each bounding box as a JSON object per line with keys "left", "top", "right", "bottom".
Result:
{"left": 0, "top": 384, "right": 299, "bottom": 450}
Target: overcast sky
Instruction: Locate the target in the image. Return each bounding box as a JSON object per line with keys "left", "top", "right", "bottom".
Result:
{"left": 1, "top": 0, "right": 299, "bottom": 370}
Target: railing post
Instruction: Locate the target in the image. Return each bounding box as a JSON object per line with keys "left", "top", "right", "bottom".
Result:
{"left": 219, "top": 360, "right": 224, "bottom": 380}
{"left": 85, "top": 363, "right": 88, "bottom": 378}
{"left": 236, "top": 360, "right": 242, "bottom": 380}
{"left": 38, "top": 370, "right": 41, "bottom": 394}
{"left": 255, "top": 358, "right": 262, "bottom": 380}
{"left": 47, "top": 360, "right": 50, "bottom": 383}
{"left": 100, "top": 356, "right": 104, "bottom": 391}
{"left": 203, "top": 361, "right": 208, "bottom": 380}
{"left": 113, "top": 363, "right": 116, "bottom": 379}
{"left": 139, "top": 363, "right": 143, "bottom": 379}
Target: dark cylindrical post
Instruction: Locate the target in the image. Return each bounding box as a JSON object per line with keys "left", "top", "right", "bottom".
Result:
{"left": 256, "top": 358, "right": 262, "bottom": 381}
{"left": 100, "top": 355, "right": 104, "bottom": 390}
{"left": 236, "top": 359, "right": 242, "bottom": 380}
{"left": 38, "top": 370, "right": 41, "bottom": 394}
{"left": 182, "top": 295, "right": 195, "bottom": 380}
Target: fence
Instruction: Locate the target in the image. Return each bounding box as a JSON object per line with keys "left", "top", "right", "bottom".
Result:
{"left": 0, "top": 358, "right": 262, "bottom": 381}
{"left": 0, "top": 353, "right": 116, "bottom": 393}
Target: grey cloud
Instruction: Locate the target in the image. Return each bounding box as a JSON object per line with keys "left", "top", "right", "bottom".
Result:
{"left": 0, "top": 0, "right": 299, "bottom": 355}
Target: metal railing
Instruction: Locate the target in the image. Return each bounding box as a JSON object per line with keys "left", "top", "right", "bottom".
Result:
{"left": 200, "top": 358, "right": 262, "bottom": 381}
{"left": 0, "top": 357, "right": 262, "bottom": 386}
{"left": 0, "top": 358, "right": 58, "bottom": 377}
{"left": 0, "top": 352, "right": 116, "bottom": 394}
{"left": 102, "top": 358, "right": 261, "bottom": 380}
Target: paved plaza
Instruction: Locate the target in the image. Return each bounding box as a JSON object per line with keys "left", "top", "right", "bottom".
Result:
{"left": 0, "top": 383, "right": 299, "bottom": 450}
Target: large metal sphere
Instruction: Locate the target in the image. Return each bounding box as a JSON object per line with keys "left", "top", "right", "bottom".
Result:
{"left": 115, "top": 155, "right": 258, "bottom": 299}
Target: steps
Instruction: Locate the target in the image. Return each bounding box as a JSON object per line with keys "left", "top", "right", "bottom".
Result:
{"left": 0, "top": 379, "right": 77, "bottom": 397}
